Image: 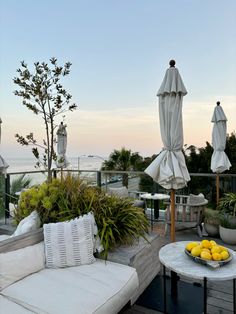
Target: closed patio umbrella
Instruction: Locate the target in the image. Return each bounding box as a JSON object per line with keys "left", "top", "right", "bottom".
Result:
{"left": 210, "top": 101, "right": 231, "bottom": 204}
{"left": 145, "top": 60, "right": 190, "bottom": 241}
{"left": 56, "top": 122, "right": 69, "bottom": 176}
{"left": 0, "top": 117, "right": 9, "bottom": 174}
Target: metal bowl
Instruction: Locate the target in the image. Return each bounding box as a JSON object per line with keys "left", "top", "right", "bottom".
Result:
{"left": 185, "top": 249, "right": 232, "bottom": 269}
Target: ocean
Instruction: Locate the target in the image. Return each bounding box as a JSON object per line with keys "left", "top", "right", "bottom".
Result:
{"left": 6, "top": 157, "right": 105, "bottom": 185}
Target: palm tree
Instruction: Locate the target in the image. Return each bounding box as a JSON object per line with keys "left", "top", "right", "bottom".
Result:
{"left": 9, "top": 174, "right": 32, "bottom": 205}
{"left": 101, "top": 147, "right": 143, "bottom": 187}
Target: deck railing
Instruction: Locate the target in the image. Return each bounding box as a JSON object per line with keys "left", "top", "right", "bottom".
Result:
{"left": 1, "top": 169, "right": 236, "bottom": 221}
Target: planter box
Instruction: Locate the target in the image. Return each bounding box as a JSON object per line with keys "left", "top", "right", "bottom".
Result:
{"left": 105, "top": 233, "right": 164, "bottom": 303}
{"left": 219, "top": 225, "right": 236, "bottom": 245}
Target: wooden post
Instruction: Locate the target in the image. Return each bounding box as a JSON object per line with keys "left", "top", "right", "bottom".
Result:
{"left": 216, "top": 174, "right": 220, "bottom": 206}
{"left": 170, "top": 189, "right": 176, "bottom": 242}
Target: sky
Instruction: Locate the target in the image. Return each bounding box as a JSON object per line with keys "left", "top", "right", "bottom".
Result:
{"left": 0, "top": 0, "right": 236, "bottom": 159}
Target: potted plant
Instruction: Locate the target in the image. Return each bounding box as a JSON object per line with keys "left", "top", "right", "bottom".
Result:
{"left": 203, "top": 208, "right": 220, "bottom": 237}
{"left": 218, "top": 193, "right": 236, "bottom": 245}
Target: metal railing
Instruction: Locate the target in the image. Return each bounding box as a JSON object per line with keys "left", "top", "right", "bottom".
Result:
{"left": 1, "top": 169, "right": 236, "bottom": 221}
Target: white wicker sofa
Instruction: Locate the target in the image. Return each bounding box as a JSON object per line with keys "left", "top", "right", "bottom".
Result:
{"left": 0, "top": 229, "right": 139, "bottom": 314}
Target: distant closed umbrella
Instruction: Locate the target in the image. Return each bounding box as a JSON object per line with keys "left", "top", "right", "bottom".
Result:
{"left": 56, "top": 122, "right": 69, "bottom": 169}
{"left": 210, "top": 101, "right": 231, "bottom": 204}
{"left": 145, "top": 60, "right": 190, "bottom": 241}
{"left": 0, "top": 117, "right": 9, "bottom": 174}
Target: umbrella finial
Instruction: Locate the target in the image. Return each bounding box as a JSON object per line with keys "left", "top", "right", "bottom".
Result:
{"left": 169, "top": 60, "right": 176, "bottom": 67}
{"left": 217, "top": 101, "right": 220, "bottom": 106}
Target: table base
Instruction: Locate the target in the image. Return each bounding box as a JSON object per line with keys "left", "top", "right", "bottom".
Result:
{"left": 136, "top": 274, "right": 204, "bottom": 314}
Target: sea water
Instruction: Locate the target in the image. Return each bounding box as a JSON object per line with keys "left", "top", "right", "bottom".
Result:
{"left": 6, "top": 157, "right": 104, "bottom": 185}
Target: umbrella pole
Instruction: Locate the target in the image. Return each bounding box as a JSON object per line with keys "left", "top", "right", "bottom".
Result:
{"left": 216, "top": 173, "right": 220, "bottom": 206}
{"left": 170, "top": 189, "right": 176, "bottom": 242}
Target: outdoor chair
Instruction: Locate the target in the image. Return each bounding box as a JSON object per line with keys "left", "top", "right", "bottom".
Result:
{"left": 107, "top": 186, "right": 145, "bottom": 209}
{"left": 164, "top": 193, "right": 208, "bottom": 237}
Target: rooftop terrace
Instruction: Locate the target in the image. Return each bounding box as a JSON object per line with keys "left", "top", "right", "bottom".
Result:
{"left": 1, "top": 170, "right": 236, "bottom": 314}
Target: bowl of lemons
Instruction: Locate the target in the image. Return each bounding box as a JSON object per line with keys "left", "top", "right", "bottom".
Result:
{"left": 185, "top": 239, "right": 232, "bottom": 268}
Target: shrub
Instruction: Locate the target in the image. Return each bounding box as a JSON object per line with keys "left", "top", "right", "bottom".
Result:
{"left": 218, "top": 193, "right": 236, "bottom": 217}
{"left": 203, "top": 208, "right": 221, "bottom": 226}
{"left": 15, "top": 175, "right": 149, "bottom": 257}
{"left": 217, "top": 193, "right": 236, "bottom": 229}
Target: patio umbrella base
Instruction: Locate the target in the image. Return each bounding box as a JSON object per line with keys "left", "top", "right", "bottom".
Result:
{"left": 136, "top": 274, "right": 203, "bottom": 313}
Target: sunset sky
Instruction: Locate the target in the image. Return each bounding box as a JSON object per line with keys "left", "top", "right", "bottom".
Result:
{"left": 1, "top": 0, "right": 236, "bottom": 159}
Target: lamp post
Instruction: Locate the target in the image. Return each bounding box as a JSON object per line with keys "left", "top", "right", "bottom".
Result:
{"left": 78, "top": 154, "right": 86, "bottom": 171}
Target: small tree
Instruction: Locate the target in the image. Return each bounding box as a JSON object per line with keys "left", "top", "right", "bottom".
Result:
{"left": 13, "top": 58, "right": 77, "bottom": 181}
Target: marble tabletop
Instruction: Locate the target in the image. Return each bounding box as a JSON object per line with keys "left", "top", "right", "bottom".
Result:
{"left": 140, "top": 193, "right": 170, "bottom": 201}
{"left": 159, "top": 241, "right": 236, "bottom": 281}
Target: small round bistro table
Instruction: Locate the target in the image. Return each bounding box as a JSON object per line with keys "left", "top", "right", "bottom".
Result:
{"left": 159, "top": 241, "right": 236, "bottom": 314}
{"left": 140, "top": 193, "right": 170, "bottom": 230}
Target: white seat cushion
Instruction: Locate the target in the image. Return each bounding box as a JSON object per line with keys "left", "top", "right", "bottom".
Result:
{"left": 0, "top": 295, "right": 33, "bottom": 313}
{"left": 1, "top": 259, "right": 139, "bottom": 314}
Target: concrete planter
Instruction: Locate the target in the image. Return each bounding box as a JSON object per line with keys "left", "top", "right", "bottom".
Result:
{"left": 204, "top": 223, "right": 219, "bottom": 237}
{"left": 219, "top": 225, "right": 236, "bottom": 245}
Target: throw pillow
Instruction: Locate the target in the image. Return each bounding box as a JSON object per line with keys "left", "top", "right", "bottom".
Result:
{"left": 12, "top": 210, "right": 41, "bottom": 237}
{"left": 0, "top": 242, "right": 45, "bottom": 291}
{"left": 43, "top": 217, "right": 96, "bottom": 268}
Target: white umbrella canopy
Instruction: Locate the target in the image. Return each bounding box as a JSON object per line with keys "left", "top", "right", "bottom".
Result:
{"left": 56, "top": 122, "right": 69, "bottom": 168}
{"left": 0, "top": 117, "right": 9, "bottom": 174}
{"left": 145, "top": 60, "right": 190, "bottom": 242}
{"left": 210, "top": 102, "right": 231, "bottom": 204}
{"left": 211, "top": 102, "right": 231, "bottom": 173}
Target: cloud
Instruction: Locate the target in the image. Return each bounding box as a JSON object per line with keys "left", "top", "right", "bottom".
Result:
{"left": 3, "top": 96, "right": 235, "bottom": 157}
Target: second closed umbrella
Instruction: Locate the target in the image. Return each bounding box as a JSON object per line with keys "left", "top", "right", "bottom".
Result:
{"left": 211, "top": 101, "right": 231, "bottom": 204}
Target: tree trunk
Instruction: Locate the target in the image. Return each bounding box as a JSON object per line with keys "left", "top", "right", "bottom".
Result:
{"left": 122, "top": 173, "right": 129, "bottom": 188}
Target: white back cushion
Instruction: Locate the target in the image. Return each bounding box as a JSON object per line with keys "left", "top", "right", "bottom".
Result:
{"left": 0, "top": 242, "right": 45, "bottom": 291}
{"left": 43, "top": 216, "right": 96, "bottom": 268}
{"left": 12, "top": 210, "right": 41, "bottom": 237}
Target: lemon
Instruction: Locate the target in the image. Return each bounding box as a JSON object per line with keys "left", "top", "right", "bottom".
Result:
{"left": 221, "top": 251, "right": 230, "bottom": 260}
{"left": 191, "top": 245, "right": 202, "bottom": 257}
{"left": 212, "top": 253, "right": 222, "bottom": 261}
{"left": 211, "top": 246, "right": 222, "bottom": 254}
{"left": 210, "top": 240, "right": 217, "bottom": 247}
{"left": 202, "top": 248, "right": 211, "bottom": 254}
{"left": 201, "top": 251, "right": 212, "bottom": 260}
{"left": 219, "top": 246, "right": 228, "bottom": 253}
{"left": 201, "top": 239, "right": 211, "bottom": 249}
{"left": 186, "top": 242, "right": 199, "bottom": 252}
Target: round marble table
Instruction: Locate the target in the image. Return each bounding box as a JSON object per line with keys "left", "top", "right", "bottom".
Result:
{"left": 140, "top": 193, "right": 170, "bottom": 229}
{"left": 159, "top": 241, "right": 236, "bottom": 313}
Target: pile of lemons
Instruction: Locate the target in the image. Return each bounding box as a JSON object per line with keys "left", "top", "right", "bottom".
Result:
{"left": 185, "top": 240, "right": 230, "bottom": 261}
